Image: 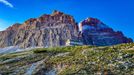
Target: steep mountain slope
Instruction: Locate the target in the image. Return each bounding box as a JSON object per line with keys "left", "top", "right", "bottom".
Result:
{"left": 0, "top": 10, "right": 133, "bottom": 48}
{"left": 0, "top": 43, "right": 133, "bottom": 75}
{"left": 0, "top": 10, "right": 78, "bottom": 48}
{"left": 79, "top": 18, "right": 133, "bottom": 46}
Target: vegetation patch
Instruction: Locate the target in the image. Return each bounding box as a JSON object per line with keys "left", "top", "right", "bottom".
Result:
{"left": 0, "top": 43, "right": 134, "bottom": 75}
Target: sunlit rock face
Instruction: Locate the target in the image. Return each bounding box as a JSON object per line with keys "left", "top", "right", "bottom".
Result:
{"left": 0, "top": 10, "right": 78, "bottom": 48}
{"left": 79, "top": 18, "right": 133, "bottom": 46}
{"left": 0, "top": 11, "right": 133, "bottom": 48}
{"left": 79, "top": 18, "right": 109, "bottom": 31}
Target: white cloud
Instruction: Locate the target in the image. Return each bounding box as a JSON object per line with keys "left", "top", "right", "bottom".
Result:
{"left": 0, "top": 0, "right": 13, "bottom": 8}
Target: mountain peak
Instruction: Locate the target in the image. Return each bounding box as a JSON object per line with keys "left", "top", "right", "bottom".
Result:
{"left": 0, "top": 10, "right": 78, "bottom": 48}
{"left": 5, "top": 11, "right": 76, "bottom": 31}
{"left": 51, "top": 10, "right": 64, "bottom": 16}
{"left": 79, "top": 17, "right": 109, "bottom": 31}
{"left": 80, "top": 17, "right": 102, "bottom": 26}
{"left": 0, "top": 11, "right": 133, "bottom": 48}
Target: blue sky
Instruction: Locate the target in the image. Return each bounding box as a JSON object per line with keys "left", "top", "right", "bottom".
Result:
{"left": 0, "top": 0, "right": 134, "bottom": 40}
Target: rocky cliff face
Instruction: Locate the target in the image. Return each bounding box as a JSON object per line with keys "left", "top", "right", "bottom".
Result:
{"left": 79, "top": 18, "right": 133, "bottom": 46}
{"left": 0, "top": 11, "right": 133, "bottom": 48}
{"left": 0, "top": 10, "right": 78, "bottom": 48}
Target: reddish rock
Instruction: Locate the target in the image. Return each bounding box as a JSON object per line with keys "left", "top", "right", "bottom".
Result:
{"left": 6, "top": 23, "right": 21, "bottom": 31}
{"left": 0, "top": 10, "right": 78, "bottom": 48}
{"left": 79, "top": 17, "right": 133, "bottom": 46}
{"left": 0, "top": 11, "right": 133, "bottom": 48}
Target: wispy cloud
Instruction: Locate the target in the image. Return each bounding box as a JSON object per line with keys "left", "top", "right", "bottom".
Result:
{"left": 0, "top": 0, "right": 13, "bottom": 8}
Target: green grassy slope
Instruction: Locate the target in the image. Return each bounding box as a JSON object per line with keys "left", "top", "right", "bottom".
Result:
{"left": 0, "top": 43, "right": 134, "bottom": 75}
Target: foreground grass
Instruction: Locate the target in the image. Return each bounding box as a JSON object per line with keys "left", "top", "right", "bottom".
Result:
{"left": 0, "top": 43, "right": 134, "bottom": 75}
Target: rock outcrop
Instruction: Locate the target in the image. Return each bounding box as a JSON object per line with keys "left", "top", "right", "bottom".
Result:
{"left": 0, "top": 11, "right": 133, "bottom": 48}
{"left": 79, "top": 18, "right": 133, "bottom": 46}
{"left": 0, "top": 10, "right": 78, "bottom": 48}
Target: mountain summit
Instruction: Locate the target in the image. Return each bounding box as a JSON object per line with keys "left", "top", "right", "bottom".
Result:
{"left": 0, "top": 11, "right": 133, "bottom": 48}
{"left": 0, "top": 10, "right": 78, "bottom": 48}
{"left": 78, "top": 18, "right": 133, "bottom": 45}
